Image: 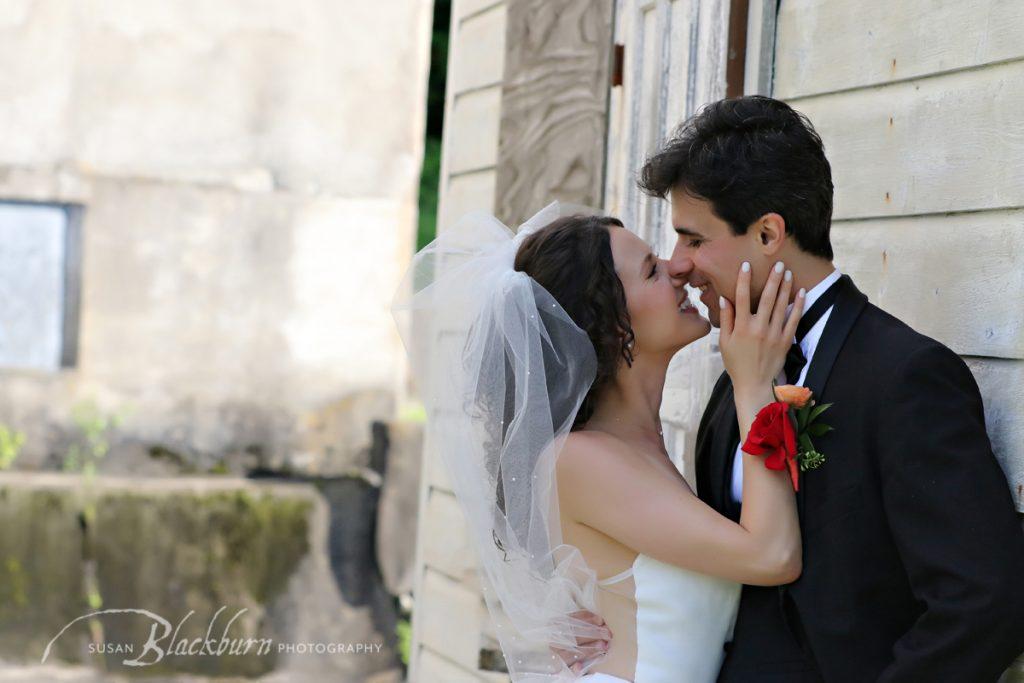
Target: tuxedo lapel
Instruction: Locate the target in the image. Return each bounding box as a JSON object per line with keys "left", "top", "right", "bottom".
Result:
{"left": 717, "top": 383, "right": 743, "bottom": 521}
{"left": 796, "top": 275, "right": 868, "bottom": 516}
{"left": 801, "top": 275, "right": 867, "bottom": 399}
{"left": 696, "top": 372, "right": 740, "bottom": 519}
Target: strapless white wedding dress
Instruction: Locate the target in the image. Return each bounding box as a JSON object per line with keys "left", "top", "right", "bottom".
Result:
{"left": 582, "top": 553, "right": 741, "bottom": 683}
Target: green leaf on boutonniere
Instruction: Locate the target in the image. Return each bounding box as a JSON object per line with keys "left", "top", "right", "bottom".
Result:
{"left": 800, "top": 449, "right": 826, "bottom": 471}
{"left": 798, "top": 433, "right": 815, "bottom": 454}
{"left": 807, "top": 423, "right": 833, "bottom": 438}
{"left": 796, "top": 406, "right": 811, "bottom": 431}
{"left": 807, "top": 403, "right": 833, "bottom": 423}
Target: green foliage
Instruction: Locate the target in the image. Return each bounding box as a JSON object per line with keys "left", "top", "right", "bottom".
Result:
{"left": 0, "top": 426, "right": 25, "bottom": 470}
{"left": 808, "top": 402, "right": 833, "bottom": 422}
{"left": 63, "top": 400, "right": 131, "bottom": 477}
{"left": 1, "top": 557, "right": 28, "bottom": 609}
{"left": 396, "top": 617, "right": 412, "bottom": 666}
{"left": 426, "top": 0, "right": 451, "bottom": 139}
{"left": 207, "top": 460, "right": 230, "bottom": 475}
{"left": 794, "top": 401, "right": 833, "bottom": 472}
{"left": 808, "top": 422, "right": 833, "bottom": 437}
{"left": 399, "top": 402, "right": 427, "bottom": 424}
{"left": 415, "top": 0, "right": 449, "bottom": 251}
{"left": 417, "top": 136, "right": 443, "bottom": 250}
{"left": 800, "top": 449, "right": 826, "bottom": 472}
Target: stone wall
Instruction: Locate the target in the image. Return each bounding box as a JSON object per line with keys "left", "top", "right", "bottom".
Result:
{"left": 0, "top": 472, "right": 400, "bottom": 680}
{"left": 0, "top": 0, "right": 432, "bottom": 474}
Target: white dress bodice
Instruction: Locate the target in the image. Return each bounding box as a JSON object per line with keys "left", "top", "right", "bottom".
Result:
{"left": 586, "top": 553, "right": 741, "bottom": 683}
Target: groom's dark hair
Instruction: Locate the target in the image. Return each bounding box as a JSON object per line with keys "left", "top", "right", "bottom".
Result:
{"left": 639, "top": 96, "right": 834, "bottom": 260}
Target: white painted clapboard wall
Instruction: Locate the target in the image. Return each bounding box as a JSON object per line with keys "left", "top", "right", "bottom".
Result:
{"left": 772, "top": 0, "right": 1024, "bottom": 512}
{"left": 409, "top": 0, "right": 513, "bottom": 680}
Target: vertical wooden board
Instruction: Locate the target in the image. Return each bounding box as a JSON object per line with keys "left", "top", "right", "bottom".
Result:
{"left": 494, "top": 0, "right": 614, "bottom": 226}
{"left": 653, "top": 0, "right": 730, "bottom": 253}
{"left": 692, "top": 0, "right": 730, "bottom": 107}
{"left": 664, "top": 0, "right": 695, "bottom": 128}
{"left": 831, "top": 211, "right": 1024, "bottom": 359}
{"left": 602, "top": 0, "right": 630, "bottom": 220}
{"left": 451, "top": 5, "right": 508, "bottom": 94}
{"left": 775, "top": 0, "right": 1024, "bottom": 100}
{"left": 448, "top": 87, "right": 504, "bottom": 174}
{"left": 627, "top": 1, "right": 663, "bottom": 242}
{"left": 790, "top": 60, "right": 1024, "bottom": 221}
{"left": 964, "top": 357, "right": 1024, "bottom": 512}
{"left": 743, "top": 0, "right": 776, "bottom": 96}
{"left": 603, "top": 0, "right": 640, "bottom": 224}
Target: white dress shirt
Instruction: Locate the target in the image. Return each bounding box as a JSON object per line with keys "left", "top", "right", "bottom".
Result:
{"left": 729, "top": 269, "right": 842, "bottom": 504}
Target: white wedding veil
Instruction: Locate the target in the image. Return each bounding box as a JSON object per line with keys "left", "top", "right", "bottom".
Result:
{"left": 392, "top": 202, "right": 610, "bottom": 680}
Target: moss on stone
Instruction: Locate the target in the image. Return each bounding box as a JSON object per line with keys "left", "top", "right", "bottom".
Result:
{"left": 0, "top": 479, "right": 314, "bottom": 677}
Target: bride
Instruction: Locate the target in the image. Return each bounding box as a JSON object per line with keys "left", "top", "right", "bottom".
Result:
{"left": 393, "top": 203, "right": 805, "bottom": 682}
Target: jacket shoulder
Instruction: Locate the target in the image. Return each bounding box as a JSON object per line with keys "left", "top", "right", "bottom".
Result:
{"left": 851, "top": 303, "right": 970, "bottom": 377}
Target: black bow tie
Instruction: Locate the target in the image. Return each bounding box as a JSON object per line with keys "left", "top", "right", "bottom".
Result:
{"left": 782, "top": 276, "right": 845, "bottom": 383}
{"left": 784, "top": 343, "right": 807, "bottom": 384}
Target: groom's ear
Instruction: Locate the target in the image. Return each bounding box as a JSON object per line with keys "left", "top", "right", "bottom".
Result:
{"left": 753, "top": 213, "right": 786, "bottom": 256}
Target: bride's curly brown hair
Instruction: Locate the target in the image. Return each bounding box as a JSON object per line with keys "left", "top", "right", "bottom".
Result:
{"left": 514, "top": 214, "right": 636, "bottom": 430}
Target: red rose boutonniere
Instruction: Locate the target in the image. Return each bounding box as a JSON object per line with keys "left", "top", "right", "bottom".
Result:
{"left": 741, "top": 382, "right": 833, "bottom": 491}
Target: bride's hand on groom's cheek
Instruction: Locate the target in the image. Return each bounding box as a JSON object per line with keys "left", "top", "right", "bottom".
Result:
{"left": 718, "top": 260, "right": 805, "bottom": 396}
{"left": 549, "top": 609, "right": 612, "bottom": 674}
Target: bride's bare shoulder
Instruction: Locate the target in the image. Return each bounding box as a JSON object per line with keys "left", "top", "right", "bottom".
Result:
{"left": 558, "top": 429, "right": 637, "bottom": 477}
{"left": 558, "top": 429, "right": 682, "bottom": 525}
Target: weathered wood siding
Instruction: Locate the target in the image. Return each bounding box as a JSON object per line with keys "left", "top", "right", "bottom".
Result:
{"left": 410, "top": 0, "right": 509, "bottom": 680}
{"left": 774, "top": 0, "right": 1024, "bottom": 515}
{"left": 775, "top": 4, "right": 1024, "bottom": 677}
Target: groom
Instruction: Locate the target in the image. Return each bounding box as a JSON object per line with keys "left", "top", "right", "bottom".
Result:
{"left": 641, "top": 96, "right": 1024, "bottom": 682}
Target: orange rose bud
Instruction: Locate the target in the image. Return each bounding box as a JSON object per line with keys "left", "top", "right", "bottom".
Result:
{"left": 774, "top": 384, "right": 812, "bottom": 408}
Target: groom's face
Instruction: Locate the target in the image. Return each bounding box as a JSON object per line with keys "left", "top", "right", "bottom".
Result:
{"left": 666, "top": 188, "right": 765, "bottom": 328}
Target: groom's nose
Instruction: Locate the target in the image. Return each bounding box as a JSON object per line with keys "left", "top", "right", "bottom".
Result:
{"left": 667, "top": 251, "right": 694, "bottom": 283}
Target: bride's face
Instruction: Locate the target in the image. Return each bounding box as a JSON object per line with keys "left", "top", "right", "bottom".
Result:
{"left": 609, "top": 227, "right": 711, "bottom": 357}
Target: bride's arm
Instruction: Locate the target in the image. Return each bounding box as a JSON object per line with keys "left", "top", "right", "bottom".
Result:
{"left": 558, "top": 262, "right": 804, "bottom": 586}
{"left": 558, "top": 428, "right": 798, "bottom": 586}
{"left": 720, "top": 260, "right": 805, "bottom": 583}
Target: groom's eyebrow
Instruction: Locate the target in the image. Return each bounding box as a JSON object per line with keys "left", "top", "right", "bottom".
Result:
{"left": 674, "top": 226, "right": 704, "bottom": 238}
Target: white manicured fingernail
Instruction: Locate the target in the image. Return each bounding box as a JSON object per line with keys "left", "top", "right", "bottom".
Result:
{"left": 798, "top": 288, "right": 806, "bottom": 297}
{"left": 785, "top": 270, "right": 792, "bottom": 282}
{"left": 742, "top": 262, "right": 751, "bottom": 273}
{"left": 774, "top": 261, "right": 784, "bottom": 273}
{"left": 719, "top": 296, "right": 726, "bottom": 309}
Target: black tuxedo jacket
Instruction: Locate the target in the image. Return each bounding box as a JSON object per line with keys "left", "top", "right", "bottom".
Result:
{"left": 695, "top": 275, "right": 1024, "bottom": 682}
